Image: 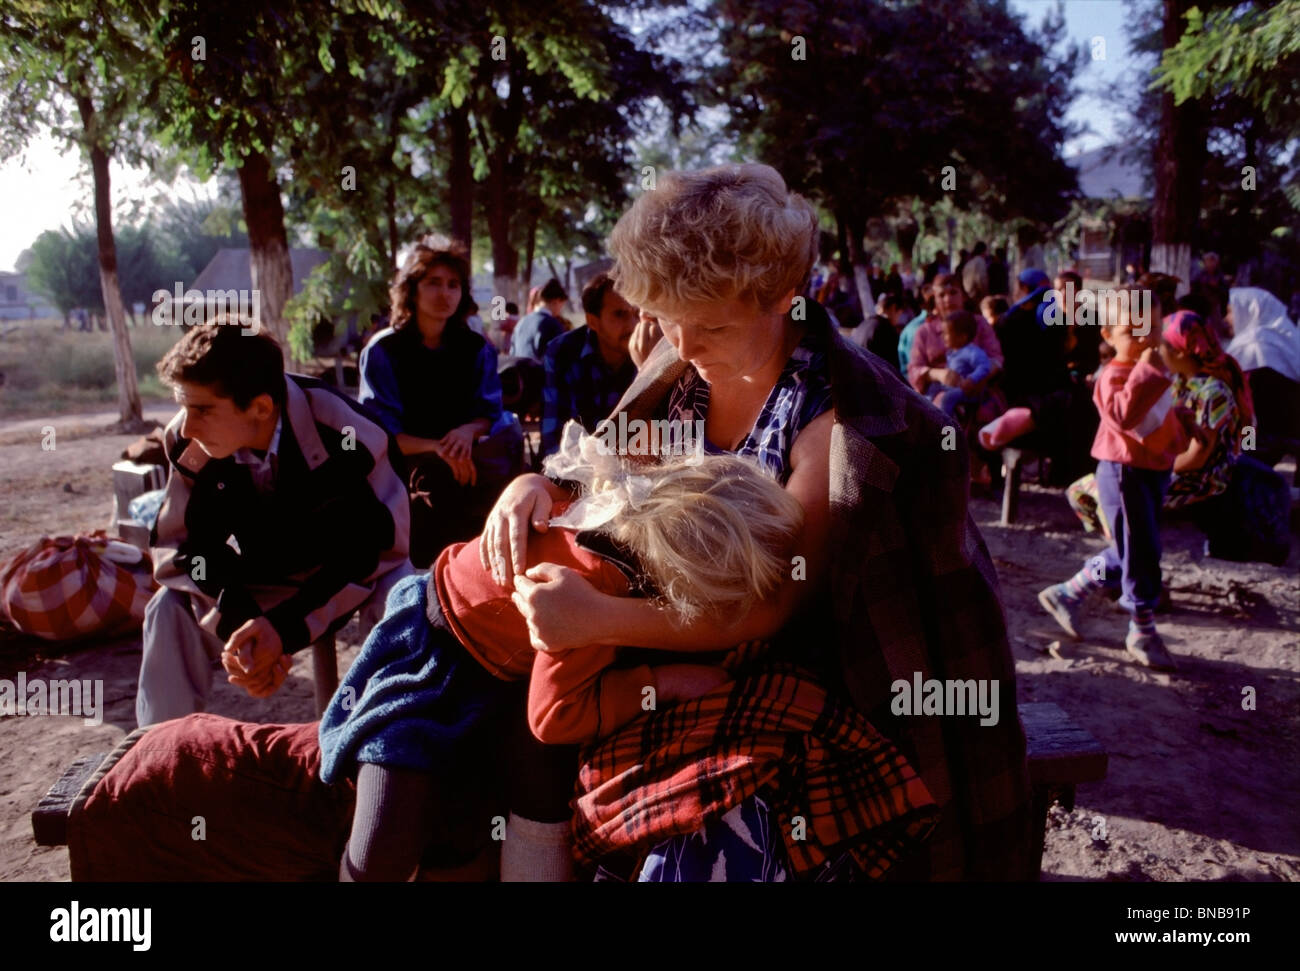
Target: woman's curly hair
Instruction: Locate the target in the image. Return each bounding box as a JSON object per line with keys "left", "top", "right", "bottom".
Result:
{"left": 388, "top": 234, "right": 475, "bottom": 332}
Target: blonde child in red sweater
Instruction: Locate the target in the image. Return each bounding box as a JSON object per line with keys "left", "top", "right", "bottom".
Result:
{"left": 1038, "top": 291, "right": 1192, "bottom": 670}
{"left": 318, "top": 421, "right": 804, "bottom": 880}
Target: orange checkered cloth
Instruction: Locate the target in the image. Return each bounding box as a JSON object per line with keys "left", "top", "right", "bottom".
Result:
{"left": 0, "top": 531, "right": 155, "bottom": 641}
{"left": 572, "top": 662, "right": 940, "bottom": 879}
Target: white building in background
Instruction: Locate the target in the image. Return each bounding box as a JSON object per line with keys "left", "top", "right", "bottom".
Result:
{"left": 0, "top": 270, "right": 57, "bottom": 320}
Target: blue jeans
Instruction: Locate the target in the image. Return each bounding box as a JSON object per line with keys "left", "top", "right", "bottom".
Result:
{"left": 1087, "top": 460, "right": 1170, "bottom": 614}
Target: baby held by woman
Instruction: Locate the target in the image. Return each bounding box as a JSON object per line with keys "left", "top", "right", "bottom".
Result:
{"left": 318, "top": 420, "right": 804, "bottom": 881}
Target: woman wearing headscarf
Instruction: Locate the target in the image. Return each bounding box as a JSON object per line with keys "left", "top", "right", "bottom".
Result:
{"left": 1161, "top": 310, "right": 1255, "bottom": 509}
{"left": 1225, "top": 287, "right": 1300, "bottom": 463}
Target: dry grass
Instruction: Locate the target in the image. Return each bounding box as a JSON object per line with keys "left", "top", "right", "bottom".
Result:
{"left": 0, "top": 318, "right": 181, "bottom": 420}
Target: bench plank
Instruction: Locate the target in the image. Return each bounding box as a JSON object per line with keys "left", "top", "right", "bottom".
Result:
{"left": 32, "top": 753, "right": 107, "bottom": 847}
{"left": 1022, "top": 701, "right": 1108, "bottom": 786}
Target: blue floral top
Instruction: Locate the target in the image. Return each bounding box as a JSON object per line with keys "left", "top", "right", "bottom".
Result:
{"left": 662, "top": 327, "right": 834, "bottom": 484}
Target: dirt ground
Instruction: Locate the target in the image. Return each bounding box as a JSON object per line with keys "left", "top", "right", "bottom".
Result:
{"left": 0, "top": 412, "right": 1296, "bottom": 881}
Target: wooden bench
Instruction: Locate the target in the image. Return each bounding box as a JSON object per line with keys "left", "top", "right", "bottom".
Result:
{"left": 1022, "top": 701, "right": 1108, "bottom": 878}
{"left": 35, "top": 700, "right": 1107, "bottom": 880}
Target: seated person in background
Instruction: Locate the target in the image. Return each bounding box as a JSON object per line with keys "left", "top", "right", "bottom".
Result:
{"left": 1137, "top": 305, "right": 1247, "bottom": 482}
{"left": 926, "top": 310, "right": 992, "bottom": 416}
{"left": 896, "top": 280, "right": 932, "bottom": 373}
{"left": 359, "top": 236, "right": 511, "bottom": 569}
{"left": 906, "top": 273, "right": 1004, "bottom": 399}
{"left": 540, "top": 272, "right": 639, "bottom": 458}
{"left": 510, "top": 278, "right": 569, "bottom": 361}
{"left": 847, "top": 292, "right": 908, "bottom": 374}
{"left": 137, "top": 319, "right": 411, "bottom": 727}
{"left": 1225, "top": 286, "right": 1300, "bottom": 463}
{"left": 491, "top": 300, "right": 520, "bottom": 353}
{"left": 979, "top": 294, "right": 1008, "bottom": 330}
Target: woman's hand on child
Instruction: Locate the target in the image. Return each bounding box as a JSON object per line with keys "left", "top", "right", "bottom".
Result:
{"left": 656, "top": 664, "right": 730, "bottom": 704}
{"left": 480, "top": 474, "right": 561, "bottom": 586}
{"left": 511, "top": 563, "right": 611, "bottom": 652}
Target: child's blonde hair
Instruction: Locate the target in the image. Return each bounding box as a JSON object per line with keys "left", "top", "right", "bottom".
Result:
{"left": 594, "top": 452, "right": 804, "bottom": 625}
{"left": 607, "top": 163, "right": 819, "bottom": 315}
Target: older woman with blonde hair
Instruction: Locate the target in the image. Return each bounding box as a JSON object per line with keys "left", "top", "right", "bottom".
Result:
{"left": 483, "top": 163, "right": 1033, "bottom": 882}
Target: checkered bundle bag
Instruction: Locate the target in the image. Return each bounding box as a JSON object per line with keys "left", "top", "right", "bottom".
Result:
{"left": 0, "top": 530, "right": 157, "bottom": 641}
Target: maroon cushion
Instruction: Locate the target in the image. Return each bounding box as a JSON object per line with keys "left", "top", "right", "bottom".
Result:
{"left": 69, "top": 715, "right": 354, "bottom": 881}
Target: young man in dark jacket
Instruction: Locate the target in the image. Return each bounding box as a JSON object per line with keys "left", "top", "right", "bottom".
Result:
{"left": 136, "top": 319, "right": 411, "bottom": 727}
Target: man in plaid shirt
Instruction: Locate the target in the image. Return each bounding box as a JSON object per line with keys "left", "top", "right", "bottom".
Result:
{"left": 539, "top": 273, "right": 639, "bottom": 459}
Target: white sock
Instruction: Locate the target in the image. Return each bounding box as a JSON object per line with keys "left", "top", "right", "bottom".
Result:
{"left": 499, "top": 813, "right": 574, "bottom": 883}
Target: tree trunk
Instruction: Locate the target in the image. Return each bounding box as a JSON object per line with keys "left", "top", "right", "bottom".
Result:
{"left": 523, "top": 214, "right": 537, "bottom": 297}
{"left": 485, "top": 164, "right": 521, "bottom": 309}
{"left": 895, "top": 217, "right": 919, "bottom": 272}
{"left": 76, "top": 93, "right": 142, "bottom": 426}
{"left": 842, "top": 211, "right": 875, "bottom": 318}
{"left": 237, "top": 148, "right": 293, "bottom": 342}
{"left": 1149, "top": 0, "right": 1206, "bottom": 298}
{"left": 479, "top": 54, "right": 527, "bottom": 315}
{"left": 385, "top": 177, "right": 399, "bottom": 270}
{"left": 447, "top": 104, "right": 473, "bottom": 251}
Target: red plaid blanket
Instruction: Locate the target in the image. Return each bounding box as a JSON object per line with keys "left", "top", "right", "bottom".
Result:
{"left": 573, "top": 663, "right": 940, "bottom": 879}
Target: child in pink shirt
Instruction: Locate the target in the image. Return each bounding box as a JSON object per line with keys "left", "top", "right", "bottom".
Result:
{"left": 1038, "top": 293, "right": 1191, "bottom": 670}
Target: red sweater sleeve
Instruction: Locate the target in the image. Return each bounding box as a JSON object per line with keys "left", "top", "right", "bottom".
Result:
{"left": 527, "top": 648, "right": 657, "bottom": 745}
{"left": 1096, "top": 359, "right": 1172, "bottom": 431}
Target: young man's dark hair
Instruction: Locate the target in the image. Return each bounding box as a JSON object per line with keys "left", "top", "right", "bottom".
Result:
{"left": 580, "top": 272, "right": 619, "bottom": 317}
{"left": 540, "top": 277, "right": 567, "bottom": 303}
{"left": 157, "top": 316, "right": 287, "bottom": 409}
{"left": 505, "top": 301, "right": 519, "bottom": 316}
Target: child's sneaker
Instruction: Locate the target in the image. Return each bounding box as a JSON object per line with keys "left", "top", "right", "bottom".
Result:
{"left": 1125, "top": 629, "right": 1178, "bottom": 671}
{"left": 1037, "top": 584, "right": 1083, "bottom": 640}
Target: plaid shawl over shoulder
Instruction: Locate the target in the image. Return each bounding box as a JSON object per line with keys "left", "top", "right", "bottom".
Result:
{"left": 573, "top": 662, "right": 940, "bottom": 878}
{"left": 588, "top": 308, "right": 1033, "bottom": 881}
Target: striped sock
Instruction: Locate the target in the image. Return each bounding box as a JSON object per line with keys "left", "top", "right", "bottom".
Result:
{"left": 1060, "top": 567, "right": 1101, "bottom": 603}
{"left": 1131, "top": 609, "right": 1157, "bottom": 636}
